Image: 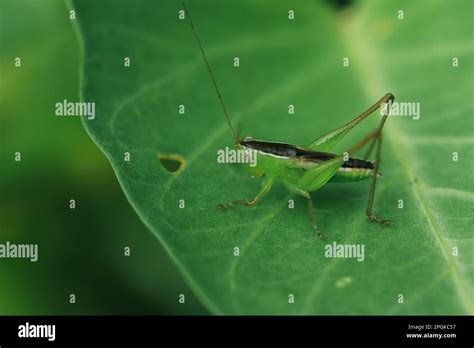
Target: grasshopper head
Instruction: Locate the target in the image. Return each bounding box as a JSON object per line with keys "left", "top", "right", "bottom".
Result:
{"left": 236, "top": 136, "right": 264, "bottom": 177}
{"left": 236, "top": 136, "right": 252, "bottom": 149}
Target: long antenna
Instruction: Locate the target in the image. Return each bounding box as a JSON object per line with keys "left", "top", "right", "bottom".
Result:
{"left": 181, "top": 1, "right": 239, "bottom": 144}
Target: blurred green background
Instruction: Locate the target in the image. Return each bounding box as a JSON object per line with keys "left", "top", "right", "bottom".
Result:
{"left": 0, "top": 0, "right": 207, "bottom": 314}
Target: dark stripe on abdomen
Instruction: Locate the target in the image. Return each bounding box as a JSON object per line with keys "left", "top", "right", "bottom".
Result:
{"left": 239, "top": 139, "right": 373, "bottom": 169}
{"left": 342, "top": 158, "right": 373, "bottom": 169}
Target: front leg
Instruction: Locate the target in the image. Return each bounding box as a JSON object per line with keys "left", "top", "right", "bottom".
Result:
{"left": 217, "top": 179, "right": 273, "bottom": 209}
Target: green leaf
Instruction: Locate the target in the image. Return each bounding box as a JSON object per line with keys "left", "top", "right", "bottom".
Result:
{"left": 72, "top": 0, "right": 473, "bottom": 314}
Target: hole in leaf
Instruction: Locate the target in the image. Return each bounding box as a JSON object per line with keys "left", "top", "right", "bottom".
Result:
{"left": 158, "top": 154, "right": 185, "bottom": 174}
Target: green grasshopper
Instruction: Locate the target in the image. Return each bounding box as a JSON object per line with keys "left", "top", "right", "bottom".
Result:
{"left": 183, "top": 3, "right": 394, "bottom": 239}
